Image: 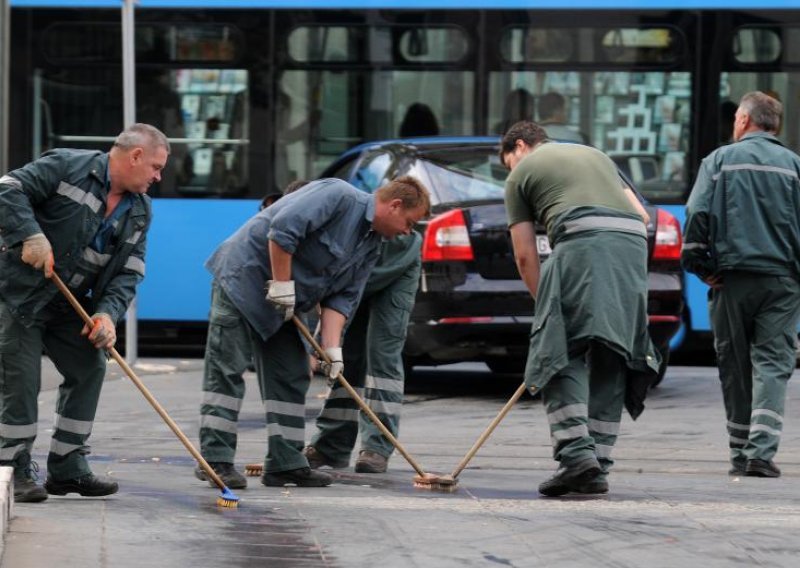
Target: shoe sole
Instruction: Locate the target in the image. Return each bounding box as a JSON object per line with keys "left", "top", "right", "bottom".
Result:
{"left": 14, "top": 491, "right": 48, "bottom": 503}
{"left": 745, "top": 468, "right": 780, "bottom": 478}
{"left": 44, "top": 483, "right": 119, "bottom": 497}
{"left": 539, "top": 464, "right": 603, "bottom": 497}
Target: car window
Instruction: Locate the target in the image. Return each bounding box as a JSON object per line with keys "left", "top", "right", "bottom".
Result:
{"left": 420, "top": 149, "right": 506, "bottom": 203}
{"left": 351, "top": 151, "right": 393, "bottom": 193}
{"left": 327, "top": 156, "right": 358, "bottom": 180}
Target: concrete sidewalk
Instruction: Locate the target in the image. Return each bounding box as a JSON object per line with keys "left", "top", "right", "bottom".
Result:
{"left": 2, "top": 361, "right": 800, "bottom": 567}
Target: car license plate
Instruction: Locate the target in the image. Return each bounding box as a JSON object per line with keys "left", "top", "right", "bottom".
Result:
{"left": 536, "top": 235, "right": 552, "bottom": 257}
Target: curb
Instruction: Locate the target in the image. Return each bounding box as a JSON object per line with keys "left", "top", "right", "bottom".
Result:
{"left": 0, "top": 467, "right": 12, "bottom": 560}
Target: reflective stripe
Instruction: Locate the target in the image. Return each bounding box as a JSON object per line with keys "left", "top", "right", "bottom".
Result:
{"left": 551, "top": 423, "right": 589, "bottom": 442}
{"left": 267, "top": 422, "right": 305, "bottom": 443}
{"left": 562, "top": 216, "right": 646, "bottom": 237}
{"left": 547, "top": 403, "right": 588, "bottom": 425}
{"left": 0, "top": 175, "right": 21, "bottom": 189}
{"left": 318, "top": 407, "right": 360, "bottom": 422}
{"left": 727, "top": 421, "right": 749, "bottom": 432}
{"left": 54, "top": 414, "right": 93, "bottom": 436}
{"left": 729, "top": 436, "right": 748, "bottom": 446}
{"left": 264, "top": 399, "right": 305, "bottom": 418}
{"left": 49, "top": 439, "right": 83, "bottom": 456}
{"left": 588, "top": 418, "right": 620, "bottom": 436}
{"left": 82, "top": 248, "right": 112, "bottom": 267}
{"left": 68, "top": 274, "right": 85, "bottom": 288}
{"left": 125, "top": 230, "right": 142, "bottom": 245}
{"left": 713, "top": 163, "right": 799, "bottom": 181}
{"left": 750, "top": 423, "right": 782, "bottom": 437}
{"left": 0, "top": 444, "right": 27, "bottom": 460}
{"left": 0, "top": 422, "right": 38, "bottom": 439}
{"left": 200, "top": 415, "right": 238, "bottom": 434}
{"left": 366, "top": 399, "right": 401, "bottom": 416}
{"left": 752, "top": 409, "right": 783, "bottom": 424}
{"left": 595, "top": 444, "right": 614, "bottom": 459}
{"left": 682, "top": 242, "right": 708, "bottom": 251}
{"left": 365, "top": 374, "right": 404, "bottom": 393}
{"left": 202, "top": 391, "right": 243, "bottom": 412}
{"left": 56, "top": 181, "right": 102, "bottom": 213}
{"left": 124, "top": 256, "right": 145, "bottom": 276}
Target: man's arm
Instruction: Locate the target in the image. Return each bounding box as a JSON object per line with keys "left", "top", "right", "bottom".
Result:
{"left": 268, "top": 240, "right": 292, "bottom": 280}
{"left": 509, "top": 221, "right": 540, "bottom": 299}
{"left": 681, "top": 158, "right": 720, "bottom": 286}
{"left": 623, "top": 187, "right": 650, "bottom": 225}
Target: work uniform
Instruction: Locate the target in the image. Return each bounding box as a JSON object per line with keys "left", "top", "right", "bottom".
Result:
{"left": 0, "top": 149, "right": 150, "bottom": 479}
{"left": 504, "top": 142, "right": 658, "bottom": 475}
{"left": 205, "top": 179, "right": 382, "bottom": 474}
{"left": 310, "top": 232, "right": 422, "bottom": 463}
{"left": 682, "top": 131, "right": 800, "bottom": 469}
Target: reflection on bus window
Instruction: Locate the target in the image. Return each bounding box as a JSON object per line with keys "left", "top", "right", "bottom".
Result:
{"left": 733, "top": 28, "right": 781, "bottom": 64}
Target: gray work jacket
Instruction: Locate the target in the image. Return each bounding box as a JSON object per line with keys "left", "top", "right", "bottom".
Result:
{"left": 205, "top": 178, "right": 382, "bottom": 341}
{"left": 0, "top": 149, "right": 151, "bottom": 326}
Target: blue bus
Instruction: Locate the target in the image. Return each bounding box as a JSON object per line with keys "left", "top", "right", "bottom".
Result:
{"left": 6, "top": 0, "right": 800, "bottom": 352}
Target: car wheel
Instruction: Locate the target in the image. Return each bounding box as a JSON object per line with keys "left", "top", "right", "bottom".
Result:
{"left": 650, "top": 345, "right": 670, "bottom": 388}
{"left": 485, "top": 357, "right": 525, "bottom": 375}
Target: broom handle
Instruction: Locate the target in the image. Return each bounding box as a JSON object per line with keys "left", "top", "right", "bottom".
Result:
{"left": 50, "top": 273, "right": 229, "bottom": 493}
{"left": 450, "top": 381, "right": 528, "bottom": 479}
{"left": 293, "top": 315, "right": 427, "bottom": 478}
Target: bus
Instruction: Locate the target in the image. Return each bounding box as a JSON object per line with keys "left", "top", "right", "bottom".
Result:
{"left": 6, "top": 0, "right": 800, "bottom": 352}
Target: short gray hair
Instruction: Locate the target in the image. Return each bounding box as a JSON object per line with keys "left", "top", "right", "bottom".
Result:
{"left": 739, "top": 91, "right": 782, "bottom": 133}
{"left": 114, "top": 123, "right": 170, "bottom": 153}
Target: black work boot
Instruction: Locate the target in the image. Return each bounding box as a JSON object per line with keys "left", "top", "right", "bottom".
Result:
{"left": 11, "top": 454, "right": 48, "bottom": 503}
{"left": 262, "top": 467, "right": 332, "bottom": 487}
{"left": 303, "top": 446, "right": 349, "bottom": 469}
{"left": 354, "top": 450, "right": 388, "bottom": 474}
{"left": 745, "top": 459, "right": 781, "bottom": 478}
{"left": 538, "top": 458, "right": 607, "bottom": 497}
{"left": 728, "top": 460, "right": 747, "bottom": 476}
{"left": 44, "top": 473, "right": 119, "bottom": 497}
{"left": 193, "top": 462, "right": 247, "bottom": 489}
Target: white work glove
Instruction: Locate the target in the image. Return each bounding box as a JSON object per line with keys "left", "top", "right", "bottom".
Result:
{"left": 265, "top": 280, "right": 295, "bottom": 321}
{"left": 319, "top": 347, "right": 344, "bottom": 383}
{"left": 81, "top": 313, "right": 116, "bottom": 349}
{"left": 21, "top": 233, "right": 54, "bottom": 278}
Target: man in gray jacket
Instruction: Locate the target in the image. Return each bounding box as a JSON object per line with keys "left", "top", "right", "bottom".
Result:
{"left": 682, "top": 91, "right": 800, "bottom": 478}
{"left": 0, "top": 124, "right": 169, "bottom": 502}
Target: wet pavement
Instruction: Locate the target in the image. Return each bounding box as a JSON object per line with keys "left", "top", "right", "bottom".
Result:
{"left": 3, "top": 360, "right": 800, "bottom": 567}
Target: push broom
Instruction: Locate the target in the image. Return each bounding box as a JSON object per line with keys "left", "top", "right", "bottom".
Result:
{"left": 50, "top": 272, "right": 240, "bottom": 508}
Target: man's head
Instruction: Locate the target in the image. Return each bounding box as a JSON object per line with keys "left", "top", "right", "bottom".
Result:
{"left": 499, "top": 121, "right": 549, "bottom": 171}
{"left": 733, "top": 91, "right": 782, "bottom": 141}
{"left": 372, "top": 176, "right": 431, "bottom": 238}
{"left": 109, "top": 123, "right": 170, "bottom": 195}
{"left": 537, "top": 92, "right": 568, "bottom": 123}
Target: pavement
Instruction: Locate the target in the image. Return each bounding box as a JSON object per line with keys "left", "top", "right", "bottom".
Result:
{"left": 2, "top": 359, "right": 800, "bottom": 567}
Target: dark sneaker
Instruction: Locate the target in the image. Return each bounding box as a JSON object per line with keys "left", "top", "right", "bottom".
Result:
{"left": 745, "top": 459, "right": 781, "bottom": 478}
{"left": 538, "top": 458, "right": 606, "bottom": 497}
{"left": 193, "top": 462, "right": 247, "bottom": 489}
{"left": 44, "top": 473, "right": 119, "bottom": 497}
{"left": 302, "top": 446, "right": 349, "bottom": 469}
{"left": 12, "top": 457, "right": 47, "bottom": 503}
{"left": 354, "top": 450, "right": 388, "bottom": 474}
{"left": 262, "top": 467, "right": 332, "bottom": 487}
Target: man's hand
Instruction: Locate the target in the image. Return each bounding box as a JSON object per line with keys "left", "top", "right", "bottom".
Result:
{"left": 703, "top": 273, "right": 724, "bottom": 289}
{"left": 81, "top": 313, "right": 116, "bottom": 349}
{"left": 265, "top": 280, "right": 295, "bottom": 321}
{"left": 319, "top": 347, "right": 343, "bottom": 383}
{"left": 21, "top": 233, "right": 54, "bottom": 278}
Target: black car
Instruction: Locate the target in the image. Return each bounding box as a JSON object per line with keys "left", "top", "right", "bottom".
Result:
{"left": 321, "top": 137, "right": 684, "bottom": 384}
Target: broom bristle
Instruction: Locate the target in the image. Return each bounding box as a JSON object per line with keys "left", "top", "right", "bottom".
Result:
{"left": 216, "top": 487, "right": 240, "bottom": 508}
{"left": 244, "top": 463, "right": 263, "bottom": 477}
{"left": 413, "top": 473, "right": 458, "bottom": 492}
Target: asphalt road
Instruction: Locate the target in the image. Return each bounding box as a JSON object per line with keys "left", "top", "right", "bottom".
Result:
{"left": 3, "top": 359, "right": 800, "bottom": 567}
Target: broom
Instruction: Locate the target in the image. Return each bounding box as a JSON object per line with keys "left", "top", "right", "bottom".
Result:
{"left": 50, "top": 272, "right": 240, "bottom": 508}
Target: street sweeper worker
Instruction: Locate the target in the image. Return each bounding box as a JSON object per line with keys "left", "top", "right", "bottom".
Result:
{"left": 203, "top": 176, "right": 430, "bottom": 487}
{"left": 500, "top": 120, "right": 659, "bottom": 497}
{"left": 0, "top": 123, "right": 169, "bottom": 503}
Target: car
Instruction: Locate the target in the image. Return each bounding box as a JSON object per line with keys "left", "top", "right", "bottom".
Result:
{"left": 320, "top": 137, "right": 684, "bottom": 385}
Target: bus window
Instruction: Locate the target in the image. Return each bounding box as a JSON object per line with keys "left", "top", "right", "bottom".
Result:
{"left": 398, "top": 27, "right": 469, "bottom": 62}
{"left": 733, "top": 28, "right": 781, "bottom": 64}
{"left": 600, "top": 28, "right": 682, "bottom": 64}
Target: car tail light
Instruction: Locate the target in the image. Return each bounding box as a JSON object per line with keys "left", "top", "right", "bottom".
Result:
{"left": 422, "top": 209, "right": 474, "bottom": 261}
{"left": 652, "top": 208, "right": 682, "bottom": 261}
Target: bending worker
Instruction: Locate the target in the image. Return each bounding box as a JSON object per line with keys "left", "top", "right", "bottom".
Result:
{"left": 500, "top": 120, "right": 658, "bottom": 497}
{"left": 202, "top": 176, "right": 430, "bottom": 488}
{"left": 0, "top": 123, "right": 169, "bottom": 503}
{"left": 682, "top": 91, "right": 800, "bottom": 478}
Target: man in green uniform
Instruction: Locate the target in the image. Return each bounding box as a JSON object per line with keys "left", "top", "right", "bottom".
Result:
{"left": 682, "top": 91, "right": 800, "bottom": 478}
{"left": 501, "top": 120, "right": 658, "bottom": 497}
{"left": 304, "top": 232, "right": 421, "bottom": 474}
{"left": 0, "top": 124, "right": 169, "bottom": 502}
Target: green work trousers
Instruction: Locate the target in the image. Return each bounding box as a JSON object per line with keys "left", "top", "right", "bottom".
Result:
{"left": 541, "top": 340, "right": 626, "bottom": 474}
{"left": 0, "top": 296, "right": 106, "bottom": 480}
{"left": 199, "top": 282, "right": 255, "bottom": 463}
{"left": 310, "top": 274, "right": 416, "bottom": 462}
{"left": 710, "top": 271, "right": 800, "bottom": 467}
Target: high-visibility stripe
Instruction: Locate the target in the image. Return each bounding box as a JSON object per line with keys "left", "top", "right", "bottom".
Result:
{"left": 0, "top": 422, "right": 38, "bottom": 439}
{"left": 200, "top": 415, "right": 238, "bottom": 434}
{"left": 562, "top": 216, "right": 646, "bottom": 237}
{"left": 752, "top": 409, "right": 783, "bottom": 423}
{"left": 682, "top": 242, "right": 708, "bottom": 251}
{"left": 727, "top": 421, "right": 749, "bottom": 432}
{"left": 588, "top": 418, "right": 620, "bottom": 436}
{"left": 0, "top": 175, "right": 21, "bottom": 189}
{"left": 713, "top": 163, "right": 799, "bottom": 180}
{"left": 366, "top": 398, "right": 401, "bottom": 416}
{"left": 0, "top": 444, "right": 27, "bottom": 460}
{"left": 124, "top": 256, "right": 145, "bottom": 276}
{"left": 318, "top": 407, "right": 359, "bottom": 422}
{"left": 547, "top": 403, "right": 588, "bottom": 425}
{"left": 126, "top": 230, "right": 143, "bottom": 245}
{"left": 365, "top": 374, "right": 404, "bottom": 393}
{"left": 729, "top": 435, "right": 748, "bottom": 446}
{"left": 82, "top": 248, "right": 112, "bottom": 267}
{"left": 750, "top": 423, "right": 782, "bottom": 437}
{"left": 551, "top": 423, "right": 589, "bottom": 442}
{"left": 49, "top": 439, "right": 83, "bottom": 456}
{"left": 267, "top": 422, "right": 305, "bottom": 443}
{"left": 68, "top": 274, "right": 85, "bottom": 288}
{"left": 595, "top": 444, "right": 614, "bottom": 459}
{"left": 54, "top": 414, "right": 93, "bottom": 436}
{"left": 264, "top": 399, "right": 305, "bottom": 418}
{"left": 202, "top": 391, "right": 243, "bottom": 412}
{"left": 56, "top": 181, "right": 102, "bottom": 213}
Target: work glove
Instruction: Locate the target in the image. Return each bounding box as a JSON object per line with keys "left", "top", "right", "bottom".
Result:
{"left": 21, "top": 233, "right": 54, "bottom": 278}
{"left": 319, "top": 347, "right": 344, "bottom": 384}
{"left": 265, "top": 280, "right": 295, "bottom": 321}
{"left": 81, "top": 313, "right": 116, "bottom": 349}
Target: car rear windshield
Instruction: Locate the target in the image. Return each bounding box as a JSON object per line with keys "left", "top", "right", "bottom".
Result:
{"left": 420, "top": 148, "right": 507, "bottom": 204}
